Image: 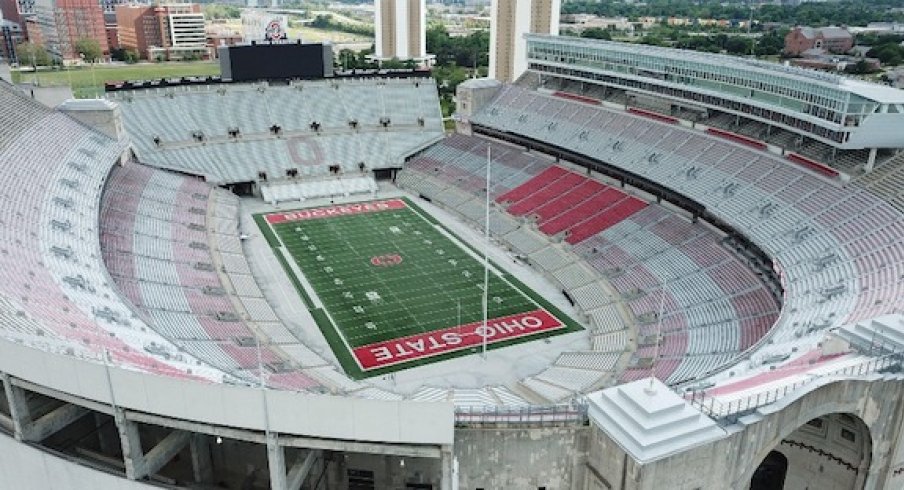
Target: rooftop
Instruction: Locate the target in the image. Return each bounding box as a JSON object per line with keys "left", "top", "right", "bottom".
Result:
{"left": 587, "top": 379, "right": 726, "bottom": 463}
{"left": 526, "top": 34, "right": 904, "bottom": 104}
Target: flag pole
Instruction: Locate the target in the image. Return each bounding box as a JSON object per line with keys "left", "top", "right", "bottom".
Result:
{"left": 647, "top": 284, "right": 667, "bottom": 393}
{"left": 482, "top": 145, "right": 491, "bottom": 359}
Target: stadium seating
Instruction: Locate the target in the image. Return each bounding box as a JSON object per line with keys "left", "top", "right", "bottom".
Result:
{"left": 399, "top": 131, "right": 783, "bottom": 390}
{"left": 99, "top": 162, "right": 321, "bottom": 391}
{"left": 470, "top": 84, "right": 904, "bottom": 386}
{"left": 0, "top": 81, "right": 231, "bottom": 381}
{"left": 110, "top": 78, "right": 445, "bottom": 184}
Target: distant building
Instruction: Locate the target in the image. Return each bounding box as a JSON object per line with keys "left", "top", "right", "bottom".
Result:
{"left": 104, "top": 12, "right": 118, "bottom": 50}
{"left": 0, "top": 18, "right": 25, "bottom": 64}
{"left": 374, "top": 0, "right": 427, "bottom": 61}
{"left": 785, "top": 26, "right": 853, "bottom": 56}
{"left": 887, "top": 68, "right": 904, "bottom": 88}
{"left": 240, "top": 10, "right": 288, "bottom": 43}
{"left": 206, "top": 24, "right": 241, "bottom": 56}
{"left": 115, "top": 3, "right": 208, "bottom": 60}
{"left": 0, "top": 0, "right": 22, "bottom": 27}
{"left": 98, "top": 0, "right": 125, "bottom": 15}
{"left": 789, "top": 52, "right": 881, "bottom": 73}
{"left": 561, "top": 14, "right": 633, "bottom": 33}
{"left": 16, "top": 0, "right": 34, "bottom": 16}
{"left": 489, "top": 0, "right": 559, "bottom": 83}
{"left": 31, "top": 0, "right": 109, "bottom": 62}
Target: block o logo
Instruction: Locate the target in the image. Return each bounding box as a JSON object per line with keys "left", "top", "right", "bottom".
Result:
{"left": 370, "top": 254, "right": 403, "bottom": 267}
{"left": 265, "top": 20, "right": 284, "bottom": 41}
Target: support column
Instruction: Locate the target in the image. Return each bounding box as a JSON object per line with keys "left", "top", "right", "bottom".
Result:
{"left": 3, "top": 378, "right": 30, "bottom": 442}
{"left": 1, "top": 374, "right": 28, "bottom": 441}
{"left": 190, "top": 433, "right": 214, "bottom": 484}
{"left": 116, "top": 410, "right": 145, "bottom": 480}
{"left": 865, "top": 148, "right": 878, "bottom": 172}
{"left": 267, "top": 433, "right": 287, "bottom": 490}
{"left": 440, "top": 445, "right": 454, "bottom": 490}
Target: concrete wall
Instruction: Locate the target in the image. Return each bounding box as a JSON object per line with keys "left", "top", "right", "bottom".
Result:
{"left": 587, "top": 376, "right": 904, "bottom": 490}
{"left": 455, "top": 426, "right": 589, "bottom": 489}
{"left": 0, "top": 431, "right": 155, "bottom": 490}
{"left": 0, "top": 339, "right": 454, "bottom": 446}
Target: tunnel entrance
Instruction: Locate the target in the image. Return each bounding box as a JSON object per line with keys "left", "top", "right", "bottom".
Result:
{"left": 750, "top": 451, "right": 787, "bottom": 490}
{"left": 749, "top": 413, "right": 871, "bottom": 490}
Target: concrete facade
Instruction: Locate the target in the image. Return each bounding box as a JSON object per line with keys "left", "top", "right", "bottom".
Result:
{"left": 585, "top": 376, "right": 904, "bottom": 490}
{"left": 489, "top": 0, "right": 560, "bottom": 83}
{"left": 455, "top": 426, "right": 589, "bottom": 489}
{"left": 374, "top": 0, "right": 426, "bottom": 61}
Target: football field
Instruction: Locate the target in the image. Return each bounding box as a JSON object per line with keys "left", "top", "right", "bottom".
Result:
{"left": 256, "top": 198, "right": 582, "bottom": 378}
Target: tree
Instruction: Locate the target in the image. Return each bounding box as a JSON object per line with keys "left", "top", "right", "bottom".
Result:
{"left": 15, "top": 42, "right": 51, "bottom": 67}
{"left": 75, "top": 38, "right": 102, "bottom": 63}
{"left": 111, "top": 47, "right": 140, "bottom": 63}
{"left": 123, "top": 48, "right": 140, "bottom": 64}
{"left": 426, "top": 24, "right": 489, "bottom": 69}
{"left": 867, "top": 43, "right": 904, "bottom": 66}
{"left": 724, "top": 37, "right": 753, "bottom": 55}
{"left": 581, "top": 27, "right": 612, "bottom": 40}
{"left": 311, "top": 14, "right": 332, "bottom": 29}
{"left": 846, "top": 59, "right": 877, "bottom": 75}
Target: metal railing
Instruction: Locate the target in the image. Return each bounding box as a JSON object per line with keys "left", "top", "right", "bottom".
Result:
{"left": 683, "top": 352, "right": 902, "bottom": 421}
{"left": 454, "top": 399, "right": 589, "bottom": 427}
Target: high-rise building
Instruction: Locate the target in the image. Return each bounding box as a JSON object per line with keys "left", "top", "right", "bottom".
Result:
{"left": 374, "top": 0, "right": 426, "bottom": 61}
{"left": 489, "top": 0, "right": 559, "bottom": 83}
{"left": 0, "top": 18, "right": 25, "bottom": 63}
{"left": 31, "top": 0, "right": 108, "bottom": 62}
{"left": 115, "top": 2, "right": 207, "bottom": 60}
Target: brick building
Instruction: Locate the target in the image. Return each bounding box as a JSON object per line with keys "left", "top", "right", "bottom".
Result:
{"left": 115, "top": 3, "right": 207, "bottom": 60}
{"left": 31, "top": 0, "right": 108, "bottom": 62}
{"left": 0, "top": 19, "right": 25, "bottom": 64}
{"left": 784, "top": 26, "right": 853, "bottom": 56}
{"left": 0, "top": 0, "right": 22, "bottom": 27}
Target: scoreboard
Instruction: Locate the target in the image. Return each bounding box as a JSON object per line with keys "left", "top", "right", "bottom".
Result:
{"left": 219, "top": 42, "right": 334, "bottom": 82}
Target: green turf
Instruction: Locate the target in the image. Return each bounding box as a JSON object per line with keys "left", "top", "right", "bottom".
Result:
{"left": 12, "top": 61, "right": 221, "bottom": 98}
{"left": 256, "top": 199, "right": 582, "bottom": 378}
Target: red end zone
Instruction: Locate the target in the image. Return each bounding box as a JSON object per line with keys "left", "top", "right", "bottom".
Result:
{"left": 353, "top": 309, "right": 564, "bottom": 370}
{"left": 265, "top": 199, "right": 407, "bottom": 224}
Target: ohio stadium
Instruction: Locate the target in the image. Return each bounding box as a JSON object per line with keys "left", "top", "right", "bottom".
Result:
{"left": 1, "top": 34, "right": 904, "bottom": 490}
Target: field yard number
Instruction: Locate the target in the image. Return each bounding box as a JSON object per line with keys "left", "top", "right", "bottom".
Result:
{"left": 370, "top": 254, "right": 403, "bottom": 267}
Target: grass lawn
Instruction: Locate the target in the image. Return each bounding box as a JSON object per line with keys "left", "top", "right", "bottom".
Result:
{"left": 12, "top": 61, "right": 221, "bottom": 98}
{"left": 256, "top": 198, "right": 582, "bottom": 379}
{"left": 288, "top": 26, "right": 372, "bottom": 44}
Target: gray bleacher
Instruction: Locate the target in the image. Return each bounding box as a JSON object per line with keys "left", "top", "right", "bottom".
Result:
{"left": 473, "top": 84, "right": 904, "bottom": 384}
{"left": 112, "top": 78, "right": 444, "bottom": 184}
